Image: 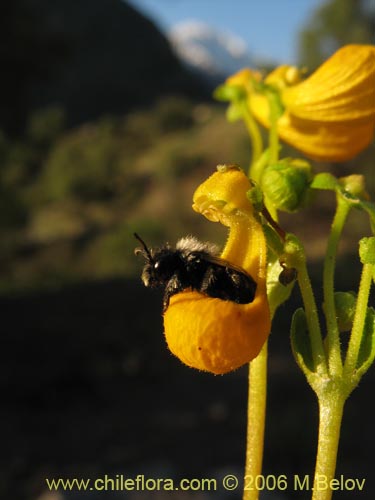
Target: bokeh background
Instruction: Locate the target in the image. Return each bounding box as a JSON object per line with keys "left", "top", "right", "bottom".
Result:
{"left": 1, "top": 1, "right": 374, "bottom": 499}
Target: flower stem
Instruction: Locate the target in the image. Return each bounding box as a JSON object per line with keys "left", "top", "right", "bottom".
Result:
{"left": 241, "top": 102, "right": 263, "bottom": 176}
{"left": 244, "top": 341, "right": 268, "bottom": 500}
{"left": 312, "top": 394, "right": 345, "bottom": 500}
{"left": 323, "top": 198, "right": 350, "bottom": 376}
{"left": 344, "top": 262, "right": 373, "bottom": 374}
{"left": 266, "top": 92, "right": 280, "bottom": 165}
{"left": 297, "top": 257, "right": 327, "bottom": 374}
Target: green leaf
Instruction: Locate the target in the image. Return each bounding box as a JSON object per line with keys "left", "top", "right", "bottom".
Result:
{"left": 356, "top": 307, "right": 375, "bottom": 379}
{"left": 246, "top": 183, "right": 264, "bottom": 212}
{"left": 266, "top": 258, "right": 295, "bottom": 315}
{"left": 290, "top": 308, "right": 315, "bottom": 375}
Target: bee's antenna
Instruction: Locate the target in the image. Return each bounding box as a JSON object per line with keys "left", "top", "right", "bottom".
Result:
{"left": 134, "top": 232, "right": 153, "bottom": 261}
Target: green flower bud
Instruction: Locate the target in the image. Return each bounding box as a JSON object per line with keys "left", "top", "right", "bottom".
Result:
{"left": 261, "top": 158, "right": 313, "bottom": 212}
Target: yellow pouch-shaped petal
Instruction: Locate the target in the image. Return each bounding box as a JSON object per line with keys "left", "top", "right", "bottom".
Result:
{"left": 163, "top": 167, "right": 270, "bottom": 374}
{"left": 164, "top": 290, "right": 270, "bottom": 374}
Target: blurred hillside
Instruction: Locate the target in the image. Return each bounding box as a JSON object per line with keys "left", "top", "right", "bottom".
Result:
{"left": 1, "top": 0, "right": 374, "bottom": 293}
{"left": 0, "top": 99, "right": 256, "bottom": 292}
{"left": 0, "top": 0, "right": 209, "bottom": 136}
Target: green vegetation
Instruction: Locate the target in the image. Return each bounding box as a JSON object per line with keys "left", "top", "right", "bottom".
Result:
{"left": 1, "top": 93, "right": 373, "bottom": 293}
{"left": 0, "top": 97, "right": 251, "bottom": 291}
{"left": 298, "top": 0, "right": 374, "bottom": 69}
{"left": 1, "top": 0, "right": 373, "bottom": 293}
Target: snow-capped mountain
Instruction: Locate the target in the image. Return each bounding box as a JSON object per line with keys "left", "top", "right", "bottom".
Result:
{"left": 168, "top": 19, "right": 255, "bottom": 79}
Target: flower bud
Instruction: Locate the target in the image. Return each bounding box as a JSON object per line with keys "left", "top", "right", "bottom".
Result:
{"left": 260, "top": 158, "right": 312, "bottom": 212}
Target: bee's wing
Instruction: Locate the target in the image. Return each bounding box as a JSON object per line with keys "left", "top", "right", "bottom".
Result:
{"left": 196, "top": 253, "right": 257, "bottom": 304}
{"left": 200, "top": 254, "right": 254, "bottom": 280}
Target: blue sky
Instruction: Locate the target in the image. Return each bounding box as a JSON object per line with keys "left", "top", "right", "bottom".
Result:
{"left": 127, "top": 0, "right": 327, "bottom": 63}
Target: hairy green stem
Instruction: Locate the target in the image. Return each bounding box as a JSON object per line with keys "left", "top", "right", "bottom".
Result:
{"left": 267, "top": 92, "right": 280, "bottom": 165}
{"left": 241, "top": 102, "right": 263, "bottom": 175}
{"left": 297, "top": 260, "right": 327, "bottom": 375}
{"left": 323, "top": 198, "right": 350, "bottom": 376}
{"left": 312, "top": 394, "right": 345, "bottom": 500}
{"left": 244, "top": 342, "right": 268, "bottom": 500}
{"left": 344, "top": 262, "right": 373, "bottom": 374}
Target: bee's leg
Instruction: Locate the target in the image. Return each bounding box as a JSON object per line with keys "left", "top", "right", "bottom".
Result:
{"left": 225, "top": 268, "right": 257, "bottom": 302}
{"left": 200, "top": 266, "right": 220, "bottom": 296}
{"left": 163, "top": 274, "right": 184, "bottom": 312}
{"left": 162, "top": 290, "right": 170, "bottom": 312}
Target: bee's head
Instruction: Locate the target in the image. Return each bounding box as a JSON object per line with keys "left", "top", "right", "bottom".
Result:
{"left": 134, "top": 233, "right": 175, "bottom": 287}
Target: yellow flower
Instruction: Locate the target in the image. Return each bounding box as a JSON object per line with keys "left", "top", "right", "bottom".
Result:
{"left": 163, "top": 166, "right": 271, "bottom": 374}
{"left": 225, "top": 68, "right": 263, "bottom": 91}
{"left": 282, "top": 45, "right": 375, "bottom": 123}
{"left": 229, "top": 45, "right": 375, "bottom": 161}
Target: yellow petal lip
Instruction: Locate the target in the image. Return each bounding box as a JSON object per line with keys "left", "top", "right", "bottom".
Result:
{"left": 282, "top": 45, "right": 375, "bottom": 123}
{"left": 164, "top": 290, "right": 270, "bottom": 375}
{"left": 226, "top": 68, "right": 262, "bottom": 91}
{"left": 192, "top": 165, "right": 253, "bottom": 225}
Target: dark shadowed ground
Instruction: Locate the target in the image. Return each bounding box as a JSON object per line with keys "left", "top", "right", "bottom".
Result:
{"left": 1, "top": 262, "right": 374, "bottom": 500}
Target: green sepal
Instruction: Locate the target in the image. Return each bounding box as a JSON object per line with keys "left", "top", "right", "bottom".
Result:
{"left": 226, "top": 102, "right": 243, "bottom": 122}
{"left": 266, "top": 257, "right": 295, "bottom": 315}
{"left": 246, "top": 183, "right": 264, "bottom": 212}
{"left": 281, "top": 233, "right": 307, "bottom": 271}
{"left": 291, "top": 308, "right": 315, "bottom": 375}
{"left": 332, "top": 291, "right": 357, "bottom": 332}
{"left": 359, "top": 237, "right": 375, "bottom": 265}
{"left": 213, "top": 83, "right": 246, "bottom": 102}
{"left": 264, "top": 226, "right": 296, "bottom": 315}
{"left": 355, "top": 307, "right": 375, "bottom": 380}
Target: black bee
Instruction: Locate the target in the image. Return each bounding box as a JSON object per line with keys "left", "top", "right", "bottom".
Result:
{"left": 134, "top": 233, "right": 257, "bottom": 312}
